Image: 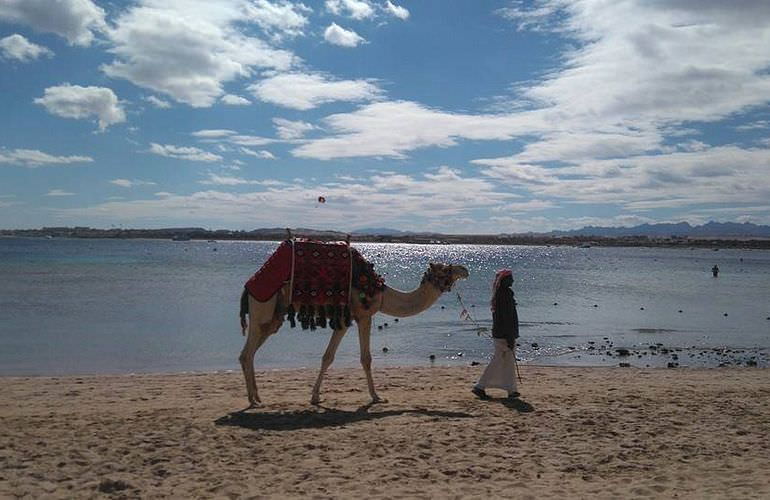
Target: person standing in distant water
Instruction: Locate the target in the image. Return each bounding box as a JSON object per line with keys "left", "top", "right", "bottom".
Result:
{"left": 472, "top": 269, "right": 520, "bottom": 400}
{"left": 712, "top": 264, "right": 719, "bottom": 277}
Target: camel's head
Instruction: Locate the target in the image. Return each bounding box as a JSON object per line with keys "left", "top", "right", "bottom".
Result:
{"left": 421, "top": 263, "right": 469, "bottom": 293}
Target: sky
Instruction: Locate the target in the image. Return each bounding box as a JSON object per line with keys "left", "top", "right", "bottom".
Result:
{"left": 1, "top": 0, "right": 769, "bottom": 233}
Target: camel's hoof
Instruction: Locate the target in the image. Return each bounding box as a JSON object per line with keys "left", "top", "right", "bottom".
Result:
{"left": 371, "top": 396, "right": 387, "bottom": 404}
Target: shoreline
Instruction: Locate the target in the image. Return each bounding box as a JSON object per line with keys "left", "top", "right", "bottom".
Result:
{"left": 1, "top": 359, "right": 769, "bottom": 379}
{"left": 3, "top": 342, "right": 768, "bottom": 378}
{"left": 2, "top": 365, "right": 769, "bottom": 498}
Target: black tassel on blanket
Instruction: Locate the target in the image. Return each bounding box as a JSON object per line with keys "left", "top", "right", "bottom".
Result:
{"left": 299, "top": 305, "right": 310, "bottom": 330}
{"left": 317, "top": 306, "right": 327, "bottom": 329}
{"left": 289, "top": 303, "right": 352, "bottom": 331}
{"left": 309, "top": 306, "right": 317, "bottom": 331}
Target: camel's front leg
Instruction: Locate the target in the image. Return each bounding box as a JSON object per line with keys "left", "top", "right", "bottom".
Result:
{"left": 310, "top": 327, "right": 348, "bottom": 405}
{"left": 357, "top": 316, "right": 384, "bottom": 403}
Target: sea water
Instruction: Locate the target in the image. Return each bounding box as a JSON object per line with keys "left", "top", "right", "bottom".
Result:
{"left": 0, "top": 237, "right": 768, "bottom": 375}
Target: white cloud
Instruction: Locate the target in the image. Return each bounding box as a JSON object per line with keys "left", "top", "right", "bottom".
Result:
{"left": 0, "top": 196, "right": 18, "bottom": 209}
{"left": 191, "top": 129, "right": 277, "bottom": 150}
{"left": 0, "top": 0, "right": 106, "bottom": 46}
{"left": 249, "top": 72, "right": 382, "bottom": 110}
{"left": 0, "top": 34, "right": 53, "bottom": 62}
{"left": 273, "top": 117, "right": 315, "bottom": 139}
{"left": 507, "top": 1, "right": 770, "bottom": 126}
{"left": 144, "top": 95, "right": 171, "bottom": 109}
{"left": 199, "top": 173, "right": 263, "bottom": 185}
{"left": 495, "top": 3, "right": 560, "bottom": 32}
{"left": 495, "top": 199, "right": 558, "bottom": 212}
{"left": 46, "top": 189, "right": 76, "bottom": 197}
{"left": 384, "top": 1, "right": 409, "bottom": 20}
{"left": 292, "top": 100, "right": 544, "bottom": 159}
{"left": 227, "top": 135, "right": 276, "bottom": 146}
{"left": 148, "top": 143, "right": 223, "bottom": 162}
{"left": 0, "top": 148, "right": 93, "bottom": 168}
{"left": 472, "top": 161, "right": 556, "bottom": 186}
{"left": 240, "top": 147, "right": 276, "bottom": 159}
{"left": 191, "top": 129, "right": 237, "bottom": 138}
{"left": 34, "top": 84, "right": 126, "bottom": 131}
{"left": 244, "top": 0, "right": 311, "bottom": 40}
{"left": 478, "top": 129, "right": 662, "bottom": 166}
{"left": 480, "top": 145, "right": 770, "bottom": 211}
{"left": 325, "top": 0, "right": 374, "bottom": 20}
{"left": 736, "top": 120, "right": 770, "bottom": 131}
{"left": 323, "top": 23, "right": 365, "bottom": 47}
{"left": 102, "top": 0, "right": 297, "bottom": 107}
{"left": 220, "top": 94, "right": 252, "bottom": 105}
{"left": 110, "top": 179, "right": 157, "bottom": 188}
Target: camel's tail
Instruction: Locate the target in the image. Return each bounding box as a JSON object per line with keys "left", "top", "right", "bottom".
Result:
{"left": 239, "top": 287, "right": 249, "bottom": 335}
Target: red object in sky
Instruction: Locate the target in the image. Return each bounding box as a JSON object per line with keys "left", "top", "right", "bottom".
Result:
{"left": 317, "top": 196, "right": 326, "bottom": 203}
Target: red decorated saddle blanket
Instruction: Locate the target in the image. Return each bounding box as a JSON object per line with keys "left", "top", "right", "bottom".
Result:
{"left": 243, "top": 240, "right": 292, "bottom": 302}
{"left": 244, "top": 239, "right": 352, "bottom": 305}
{"left": 290, "top": 240, "right": 351, "bottom": 305}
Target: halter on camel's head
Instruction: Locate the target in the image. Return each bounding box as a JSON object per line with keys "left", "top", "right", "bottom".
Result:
{"left": 421, "top": 263, "right": 470, "bottom": 293}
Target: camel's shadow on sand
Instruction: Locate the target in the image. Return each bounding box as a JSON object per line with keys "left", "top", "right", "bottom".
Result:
{"left": 215, "top": 404, "right": 474, "bottom": 432}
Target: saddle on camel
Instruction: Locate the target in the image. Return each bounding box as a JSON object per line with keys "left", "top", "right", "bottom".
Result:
{"left": 240, "top": 238, "right": 385, "bottom": 332}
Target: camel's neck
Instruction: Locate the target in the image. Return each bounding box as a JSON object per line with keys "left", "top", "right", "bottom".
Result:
{"left": 379, "top": 283, "right": 442, "bottom": 318}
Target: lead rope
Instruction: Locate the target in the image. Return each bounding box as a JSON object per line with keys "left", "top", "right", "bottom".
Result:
{"left": 455, "top": 291, "right": 489, "bottom": 337}
{"left": 456, "top": 290, "right": 522, "bottom": 384}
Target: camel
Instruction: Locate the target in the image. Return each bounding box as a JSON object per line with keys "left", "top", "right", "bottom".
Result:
{"left": 238, "top": 256, "right": 468, "bottom": 406}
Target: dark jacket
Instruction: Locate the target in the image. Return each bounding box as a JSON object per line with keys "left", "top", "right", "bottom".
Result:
{"left": 492, "top": 288, "right": 519, "bottom": 347}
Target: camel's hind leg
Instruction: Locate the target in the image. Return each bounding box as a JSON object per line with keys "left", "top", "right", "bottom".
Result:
{"left": 239, "top": 323, "right": 268, "bottom": 406}
{"left": 310, "top": 327, "right": 348, "bottom": 405}
{"left": 239, "top": 294, "right": 280, "bottom": 406}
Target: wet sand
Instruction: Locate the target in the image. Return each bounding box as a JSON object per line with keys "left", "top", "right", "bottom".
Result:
{"left": 1, "top": 366, "right": 769, "bottom": 498}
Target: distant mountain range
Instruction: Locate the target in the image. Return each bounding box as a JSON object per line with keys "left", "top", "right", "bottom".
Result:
{"left": 354, "top": 221, "right": 770, "bottom": 238}
{"left": 547, "top": 221, "right": 770, "bottom": 238}
{"left": 353, "top": 227, "right": 409, "bottom": 236}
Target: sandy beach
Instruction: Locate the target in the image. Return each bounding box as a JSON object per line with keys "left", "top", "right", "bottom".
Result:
{"left": 1, "top": 365, "right": 768, "bottom": 499}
